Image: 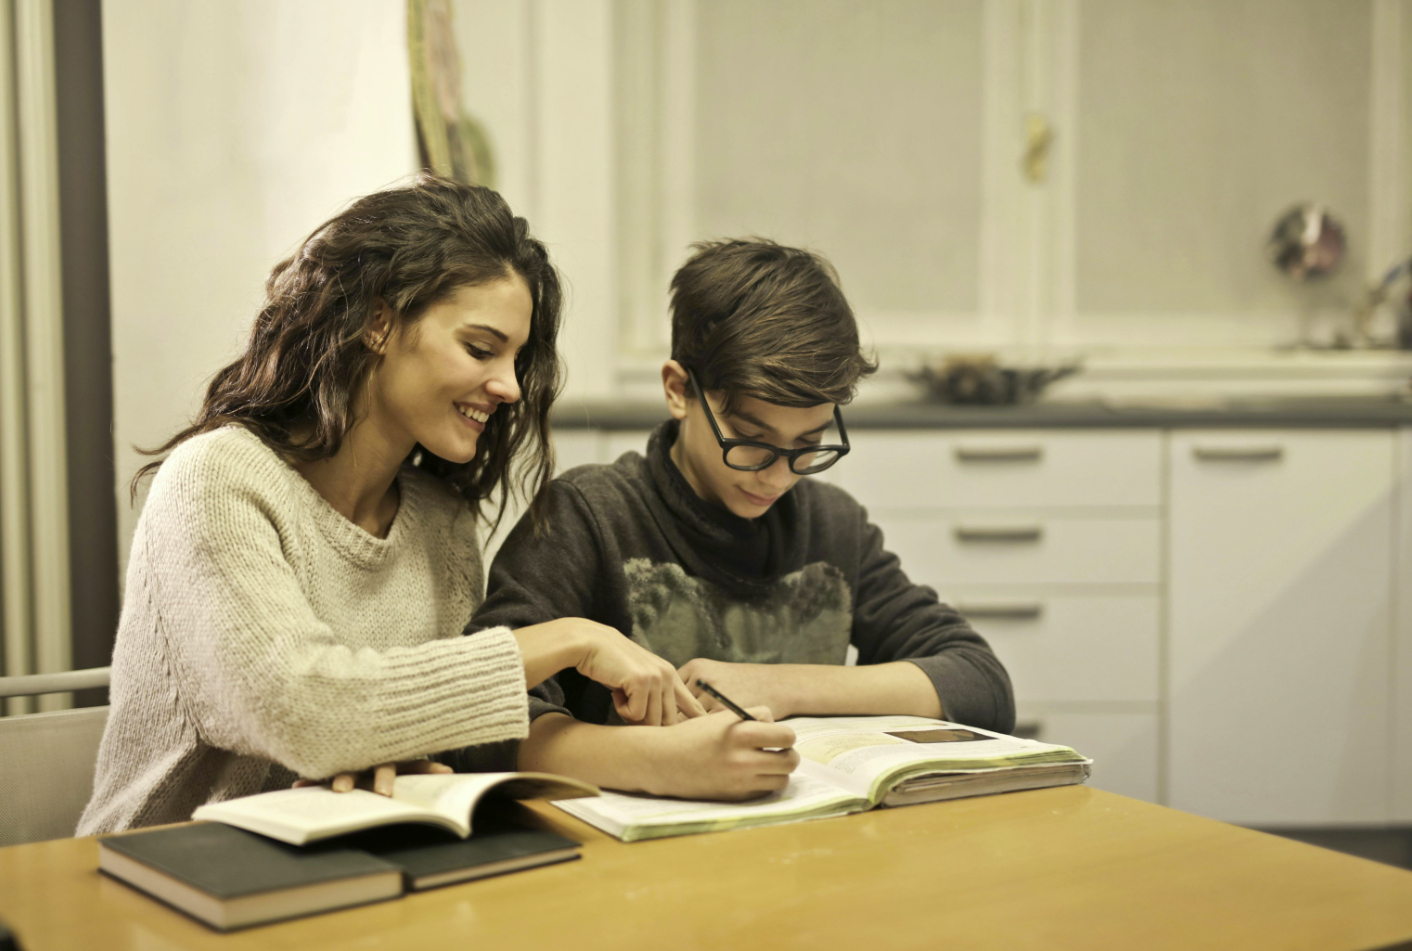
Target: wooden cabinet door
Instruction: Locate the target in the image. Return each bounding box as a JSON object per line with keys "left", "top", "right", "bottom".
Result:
{"left": 1167, "top": 430, "right": 1394, "bottom": 825}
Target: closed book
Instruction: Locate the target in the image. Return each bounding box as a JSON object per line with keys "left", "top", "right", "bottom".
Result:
{"left": 97, "top": 822, "right": 403, "bottom": 931}
{"left": 346, "top": 804, "right": 580, "bottom": 890}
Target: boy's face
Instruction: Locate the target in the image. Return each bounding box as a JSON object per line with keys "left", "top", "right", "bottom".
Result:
{"left": 663, "top": 361, "right": 837, "bottom": 519}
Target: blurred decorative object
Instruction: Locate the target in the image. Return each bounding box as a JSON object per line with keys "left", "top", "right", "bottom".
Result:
{"left": 1023, "top": 113, "right": 1053, "bottom": 184}
{"left": 908, "top": 355, "right": 1082, "bottom": 405}
{"left": 1350, "top": 256, "right": 1412, "bottom": 349}
{"left": 1401, "top": 284, "right": 1412, "bottom": 351}
{"left": 408, "top": 0, "right": 496, "bottom": 186}
{"left": 1267, "top": 203, "right": 1345, "bottom": 281}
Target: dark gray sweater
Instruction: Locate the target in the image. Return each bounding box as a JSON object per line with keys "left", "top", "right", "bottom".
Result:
{"left": 469, "top": 420, "right": 1015, "bottom": 733}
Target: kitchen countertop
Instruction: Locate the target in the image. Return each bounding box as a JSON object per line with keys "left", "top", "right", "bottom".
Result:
{"left": 551, "top": 396, "right": 1412, "bottom": 430}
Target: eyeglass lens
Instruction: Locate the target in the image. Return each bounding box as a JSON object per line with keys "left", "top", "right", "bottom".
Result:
{"left": 723, "top": 444, "right": 842, "bottom": 474}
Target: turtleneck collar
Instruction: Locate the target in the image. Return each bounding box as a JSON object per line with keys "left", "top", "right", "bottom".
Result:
{"left": 644, "top": 419, "right": 801, "bottom": 583}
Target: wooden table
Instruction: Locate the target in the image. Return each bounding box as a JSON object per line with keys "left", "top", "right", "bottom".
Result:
{"left": 2, "top": 787, "right": 1412, "bottom": 950}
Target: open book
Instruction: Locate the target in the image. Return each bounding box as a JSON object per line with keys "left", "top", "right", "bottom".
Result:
{"left": 555, "top": 716, "right": 1090, "bottom": 842}
{"left": 192, "top": 772, "right": 599, "bottom": 846}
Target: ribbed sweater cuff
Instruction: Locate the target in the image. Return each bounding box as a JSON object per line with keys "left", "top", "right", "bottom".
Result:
{"left": 363, "top": 627, "right": 528, "bottom": 764}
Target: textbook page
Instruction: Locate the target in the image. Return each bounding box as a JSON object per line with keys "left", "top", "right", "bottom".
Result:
{"left": 386, "top": 772, "right": 596, "bottom": 836}
{"left": 788, "top": 716, "right": 1090, "bottom": 804}
{"left": 194, "top": 787, "right": 450, "bottom": 845}
{"left": 554, "top": 772, "right": 865, "bottom": 842}
{"left": 193, "top": 772, "right": 599, "bottom": 845}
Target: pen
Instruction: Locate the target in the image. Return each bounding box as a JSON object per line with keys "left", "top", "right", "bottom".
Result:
{"left": 695, "top": 680, "right": 757, "bottom": 721}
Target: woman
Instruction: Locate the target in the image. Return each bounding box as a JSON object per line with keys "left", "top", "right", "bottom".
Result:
{"left": 79, "top": 175, "right": 702, "bottom": 834}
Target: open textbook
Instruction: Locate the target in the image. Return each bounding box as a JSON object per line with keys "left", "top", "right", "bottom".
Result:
{"left": 555, "top": 716, "right": 1091, "bottom": 842}
{"left": 192, "top": 772, "right": 599, "bottom": 846}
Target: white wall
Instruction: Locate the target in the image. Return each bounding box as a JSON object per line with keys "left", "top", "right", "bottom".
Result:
{"left": 103, "top": 0, "right": 417, "bottom": 577}
{"left": 452, "top": 0, "right": 619, "bottom": 401}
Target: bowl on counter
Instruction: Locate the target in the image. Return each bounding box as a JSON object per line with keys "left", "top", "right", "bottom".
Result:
{"left": 907, "top": 355, "right": 1083, "bottom": 405}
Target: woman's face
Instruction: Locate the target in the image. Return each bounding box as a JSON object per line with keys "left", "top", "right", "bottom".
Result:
{"left": 368, "top": 275, "right": 533, "bottom": 464}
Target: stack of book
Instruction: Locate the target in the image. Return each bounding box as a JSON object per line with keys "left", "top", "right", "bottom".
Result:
{"left": 97, "top": 773, "right": 596, "bottom": 931}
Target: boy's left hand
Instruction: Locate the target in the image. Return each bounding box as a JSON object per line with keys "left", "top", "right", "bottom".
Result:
{"left": 677, "top": 658, "right": 794, "bottom": 719}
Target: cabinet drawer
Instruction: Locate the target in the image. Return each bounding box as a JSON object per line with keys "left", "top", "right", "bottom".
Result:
{"left": 943, "top": 592, "right": 1159, "bottom": 703}
{"left": 880, "top": 514, "right": 1160, "bottom": 585}
{"left": 831, "top": 430, "right": 1162, "bottom": 509}
{"left": 1013, "top": 710, "right": 1159, "bottom": 803}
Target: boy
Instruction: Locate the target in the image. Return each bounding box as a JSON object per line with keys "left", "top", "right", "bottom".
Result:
{"left": 470, "top": 239, "right": 1014, "bottom": 800}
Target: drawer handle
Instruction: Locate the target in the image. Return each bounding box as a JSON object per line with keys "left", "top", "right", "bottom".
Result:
{"left": 954, "top": 524, "right": 1044, "bottom": 543}
{"left": 956, "top": 601, "right": 1044, "bottom": 620}
{"left": 954, "top": 445, "right": 1043, "bottom": 463}
{"left": 1193, "top": 445, "right": 1284, "bottom": 462}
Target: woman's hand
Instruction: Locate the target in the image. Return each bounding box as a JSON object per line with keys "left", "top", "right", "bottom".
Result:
{"left": 513, "top": 619, "right": 707, "bottom": 725}
{"left": 293, "top": 760, "right": 453, "bottom": 797}
{"left": 635, "top": 707, "right": 800, "bottom": 800}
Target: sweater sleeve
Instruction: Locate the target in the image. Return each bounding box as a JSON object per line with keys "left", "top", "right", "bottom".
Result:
{"left": 146, "top": 442, "right": 530, "bottom": 780}
{"left": 850, "top": 508, "right": 1016, "bottom": 733}
{"left": 468, "top": 479, "right": 612, "bottom": 723}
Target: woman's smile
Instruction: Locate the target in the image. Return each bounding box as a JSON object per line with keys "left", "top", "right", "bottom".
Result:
{"left": 456, "top": 402, "right": 492, "bottom": 433}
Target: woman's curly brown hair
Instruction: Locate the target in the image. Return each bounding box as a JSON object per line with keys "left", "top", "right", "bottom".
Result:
{"left": 135, "top": 174, "right": 563, "bottom": 534}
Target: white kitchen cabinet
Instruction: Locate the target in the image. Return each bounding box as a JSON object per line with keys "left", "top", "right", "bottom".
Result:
{"left": 1014, "top": 709, "right": 1160, "bottom": 804}
{"left": 1067, "top": 0, "right": 1374, "bottom": 343}
{"left": 848, "top": 429, "right": 1165, "bottom": 802}
{"left": 831, "top": 430, "right": 1163, "bottom": 509}
{"left": 882, "top": 514, "right": 1160, "bottom": 587}
{"left": 944, "top": 590, "right": 1160, "bottom": 705}
{"left": 612, "top": 1, "right": 1399, "bottom": 356}
{"left": 1396, "top": 428, "right": 1412, "bottom": 823}
{"left": 1167, "top": 430, "right": 1395, "bottom": 825}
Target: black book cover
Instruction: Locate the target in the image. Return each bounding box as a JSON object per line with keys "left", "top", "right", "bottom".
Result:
{"left": 99, "top": 822, "right": 401, "bottom": 898}
{"left": 343, "top": 801, "right": 580, "bottom": 887}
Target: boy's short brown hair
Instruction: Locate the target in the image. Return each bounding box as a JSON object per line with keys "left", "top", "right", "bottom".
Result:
{"left": 669, "top": 238, "right": 877, "bottom": 413}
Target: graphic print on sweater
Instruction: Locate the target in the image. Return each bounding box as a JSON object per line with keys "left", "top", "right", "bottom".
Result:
{"left": 623, "top": 558, "right": 853, "bottom": 668}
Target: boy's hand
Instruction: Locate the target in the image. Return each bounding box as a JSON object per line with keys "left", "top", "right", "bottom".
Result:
{"left": 637, "top": 708, "right": 799, "bottom": 800}
{"left": 678, "top": 658, "right": 796, "bottom": 719}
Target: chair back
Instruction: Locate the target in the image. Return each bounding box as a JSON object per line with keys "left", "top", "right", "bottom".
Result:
{"left": 0, "top": 667, "right": 111, "bottom": 847}
{"left": 0, "top": 705, "right": 109, "bottom": 847}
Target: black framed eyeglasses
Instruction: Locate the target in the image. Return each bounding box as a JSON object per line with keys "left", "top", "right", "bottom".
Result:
{"left": 686, "top": 367, "right": 850, "bottom": 475}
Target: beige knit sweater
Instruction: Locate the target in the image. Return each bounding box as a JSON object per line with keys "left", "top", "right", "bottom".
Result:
{"left": 78, "top": 426, "right": 528, "bottom": 834}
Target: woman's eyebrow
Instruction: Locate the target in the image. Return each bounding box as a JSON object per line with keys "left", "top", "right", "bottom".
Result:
{"left": 465, "top": 323, "right": 509, "bottom": 342}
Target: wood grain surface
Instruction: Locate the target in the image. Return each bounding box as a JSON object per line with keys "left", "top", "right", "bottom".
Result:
{"left": 2, "top": 786, "right": 1410, "bottom": 950}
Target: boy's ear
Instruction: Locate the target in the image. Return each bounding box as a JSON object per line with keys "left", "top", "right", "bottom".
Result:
{"left": 662, "top": 360, "right": 691, "bottom": 421}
